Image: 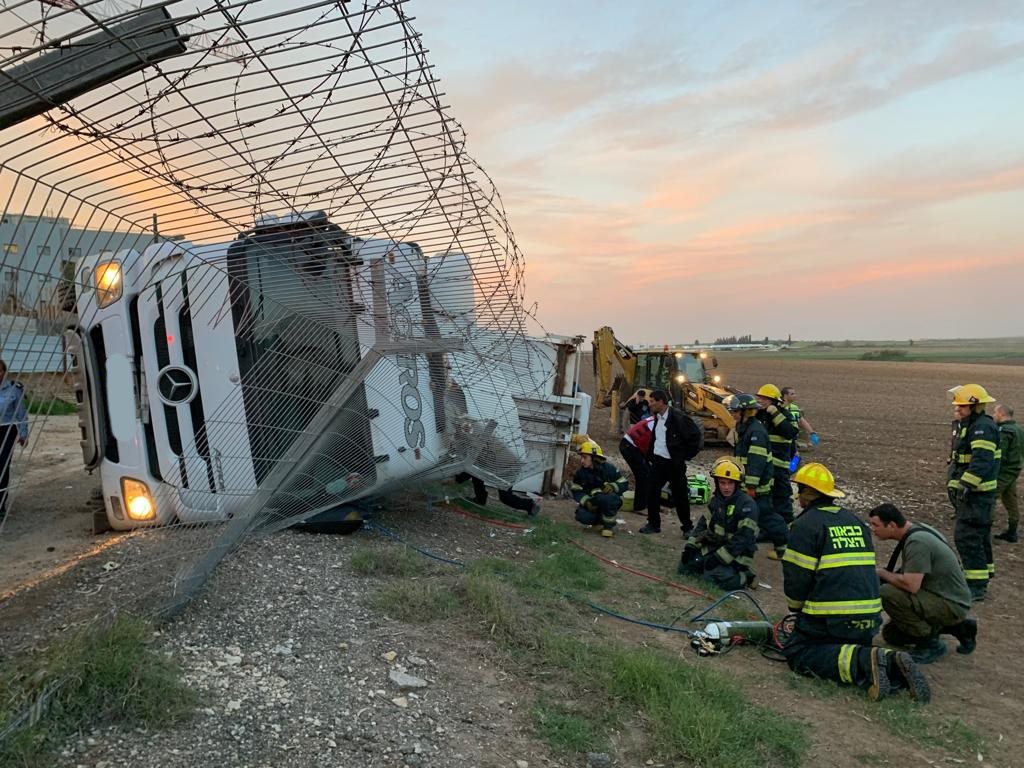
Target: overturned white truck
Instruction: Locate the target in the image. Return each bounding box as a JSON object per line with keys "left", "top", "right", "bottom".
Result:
{"left": 66, "top": 211, "right": 588, "bottom": 531}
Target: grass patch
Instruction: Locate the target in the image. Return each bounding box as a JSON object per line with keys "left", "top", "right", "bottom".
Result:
{"left": 458, "top": 568, "right": 807, "bottom": 767}
{"left": 0, "top": 614, "right": 194, "bottom": 767}
{"left": 350, "top": 545, "right": 422, "bottom": 577}
{"left": 877, "top": 698, "right": 984, "bottom": 754}
{"left": 369, "top": 580, "right": 459, "bottom": 623}
{"left": 598, "top": 646, "right": 806, "bottom": 767}
{"left": 23, "top": 395, "right": 77, "bottom": 416}
{"left": 372, "top": 518, "right": 807, "bottom": 767}
{"left": 524, "top": 547, "right": 606, "bottom": 593}
{"left": 532, "top": 698, "right": 606, "bottom": 754}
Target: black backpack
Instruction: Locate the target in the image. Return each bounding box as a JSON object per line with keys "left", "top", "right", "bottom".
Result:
{"left": 678, "top": 411, "right": 704, "bottom": 460}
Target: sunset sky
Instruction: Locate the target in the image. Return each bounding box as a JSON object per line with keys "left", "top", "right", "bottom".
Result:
{"left": 414, "top": 1, "right": 1024, "bottom": 345}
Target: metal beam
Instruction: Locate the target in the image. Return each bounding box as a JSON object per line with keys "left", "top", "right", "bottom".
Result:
{"left": 0, "top": 7, "right": 187, "bottom": 131}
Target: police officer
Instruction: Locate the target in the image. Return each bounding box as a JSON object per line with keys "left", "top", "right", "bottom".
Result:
{"left": 0, "top": 358, "right": 29, "bottom": 524}
{"left": 947, "top": 384, "right": 1001, "bottom": 601}
{"left": 726, "top": 393, "right": 786, "bottom": 558}
{"left": 571, "top": 441, "right": 628, "bottom": 538}
{"left": 755, "top": 384, "right": 800, "bottom": 525}
{"left": 782, "top": 462, "right": 930, "bottom": 702}
{"left": 678, "top": 458, "right": 759, "bottom": 590}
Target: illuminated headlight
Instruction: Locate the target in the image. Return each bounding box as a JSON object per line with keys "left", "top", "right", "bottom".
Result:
{"left": 673, "top": 352, "right": 683, "bottom": 358}
{"left": 713, "top": 375, "right": 722, "bottom": 383}
{"left": 675, "top": 374, "right": 686, "bottom": 383}
{"left": 94, "top": 261, "right": 123, "bottom": 308}
{"left": 699, "top": 352, "right": 708, "bottom": 359}
{"left": 121, "top": 477, "right": 155, "bottom": 521}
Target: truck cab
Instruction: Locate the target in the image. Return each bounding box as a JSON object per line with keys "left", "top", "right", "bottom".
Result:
{"left": 67, "top": 212, "right": 585, "bottom": 530}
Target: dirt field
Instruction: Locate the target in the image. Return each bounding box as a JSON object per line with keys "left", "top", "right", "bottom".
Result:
{"left": 2, "top": 355, "right": 1024, "bottom": 767}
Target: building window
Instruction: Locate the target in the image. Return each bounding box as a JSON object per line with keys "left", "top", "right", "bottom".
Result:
{"left": 3, "top": 243, "right": 17, "bottom": 255}
{"left": 68, "top": 247, "right": 81, "bottom": 258}
{"left": 38, "top": 245, "right": 51, "bottom": 257}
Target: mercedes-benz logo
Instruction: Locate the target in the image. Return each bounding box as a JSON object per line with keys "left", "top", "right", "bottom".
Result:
{"left": 156, "top": 365, "right": 198, "bottom": 406}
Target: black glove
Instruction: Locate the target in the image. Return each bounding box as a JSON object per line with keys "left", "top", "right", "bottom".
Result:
{"left": 957, "top": 485, "right": 971, "bottom": 507}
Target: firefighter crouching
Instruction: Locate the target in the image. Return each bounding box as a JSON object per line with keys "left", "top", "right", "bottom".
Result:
{"left": 782, "top": 462, "right": 930, "bottom": 702}
{"left": 678, "top": 458, "right": 758, "bottom": 590}
{"left": 571, "top": 441, "right": 628, "bottom": 538}
{"left": 947, "top": 384, "right": 1001, "bottom": 601}
{"left": 726, "top": 392, "right": 786, "bottom": 558}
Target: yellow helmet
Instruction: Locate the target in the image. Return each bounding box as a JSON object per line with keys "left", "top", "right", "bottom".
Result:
{"left": 950, "top": 384, "right": 995, "bottom": 406}
{"left": 711, "top": 458, "right": 743, "bottom": 482}
{"left": 792, "top": 462, "right": 845, "bottom": 498}
{"left": 756, "top": 384, "right": 782, "bottom": 401}
{"left": 579, "top": 440, "right": 605, "bottom": 459}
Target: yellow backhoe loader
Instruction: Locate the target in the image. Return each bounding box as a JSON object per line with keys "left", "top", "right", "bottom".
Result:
{"left": 592, "top": 326, "right": 737, "bottom": 443}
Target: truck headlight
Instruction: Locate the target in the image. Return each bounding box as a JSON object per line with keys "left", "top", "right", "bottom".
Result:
{"left": 675, "top": 374, "right": 686, "bottom": 383}
{"left": 95, "top": 261, "right": 123, "bottom": 308}
{"left": 713, "top": 375, "right": 722, "bottom": 383}
{"left": 121, "top": 477, "right": 155, "bottom": 520}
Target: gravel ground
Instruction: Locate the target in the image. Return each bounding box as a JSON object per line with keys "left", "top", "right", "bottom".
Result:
{"left": 54, "top": 500, "right": 562, "bottom": 768}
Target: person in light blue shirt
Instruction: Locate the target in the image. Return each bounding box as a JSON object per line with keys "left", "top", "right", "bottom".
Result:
{"left": 0, "top": 358, "right": 29, "bottom": 523}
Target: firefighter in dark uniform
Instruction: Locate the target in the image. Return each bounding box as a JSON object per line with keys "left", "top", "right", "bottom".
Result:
{"left": 726, "top": 393, "right": 787, "bottom": 558}
{"left": 571, "top": 441, "right": 628, "bottom": 538}
{"left": 755, "top": 384, "right": 800, "bottom": 526}
{"left": 782, "top": 462, "right": 931, "bottom": 702}
{"left": 678, "top": 458, "right": 759, "bottom": 589}
{"left": 947, "top": 384, "right": 1001, "bottom": 601}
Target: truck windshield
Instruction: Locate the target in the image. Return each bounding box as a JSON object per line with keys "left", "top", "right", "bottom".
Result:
{"left": 226, "top": 224, "right": 375, "bottom": 494}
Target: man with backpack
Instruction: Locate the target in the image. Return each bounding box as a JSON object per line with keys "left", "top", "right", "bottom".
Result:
{"left": 639, "top": 389, "right": 703, "bottom": 535}
{"left": 868, "top": 503, "right": 977, "bottom": 663}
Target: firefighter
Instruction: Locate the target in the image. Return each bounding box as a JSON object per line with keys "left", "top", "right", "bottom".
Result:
{"left": 571, "top": 441, "right": 627, "bottom": 538}
{"left": 947, "top": 384, "right": 1001, "bottom": 601}
{"left": 755, "top": 384, "right": 800, "bottom": 526}
{"left": 726, "top": 393, "right": 787, "bottom": 558}
{"left": 678, "top": 458, "right": 758, "bottom": 590}
{"left": 782, "top": 462, "right": 930, "bottom": 702}
{"left": 993, "top": 404, "right": 1023, "bottom": 543}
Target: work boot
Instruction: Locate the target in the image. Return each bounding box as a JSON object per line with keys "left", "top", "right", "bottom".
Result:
{"left": 867, "top": 647, "right": 893, "bottom": 702}
{"left": 890, "top": 650, "right": 932, "bottom": 703}
{"left": 909, "top": 636, "right": 947, "bottom": 665}
{"left": 968, "top": 583, "right": 988, "bottom": 602}
{"left": 943, "top": 619, "right": 978, "bottom": 655}
{"left": 881, "top": 622, "right": 922, "bottom": 649}
{"left": 995, "top": 528, "right": 1018, "bottom": 543}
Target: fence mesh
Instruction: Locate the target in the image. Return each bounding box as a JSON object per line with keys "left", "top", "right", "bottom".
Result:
{"left": 0, "top": 0, "right": 580, "bottom": 726}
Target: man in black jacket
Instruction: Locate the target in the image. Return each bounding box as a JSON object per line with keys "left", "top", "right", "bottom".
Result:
{"left": 640, "top": 390, "right": 694, "bottom": 535}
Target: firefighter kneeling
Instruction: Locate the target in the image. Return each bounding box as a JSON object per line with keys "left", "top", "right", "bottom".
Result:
{"left": 571, "top": 441, "right": 627, "bottom": 538}
{"left": 781, "top": 462, "right": 931, "bottom": 702}
{"left": 678, "top": 459, "right": 759, "bottom": 590}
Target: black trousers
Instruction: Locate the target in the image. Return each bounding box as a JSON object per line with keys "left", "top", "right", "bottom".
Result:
{"left": 784, "top": 617, "right": 878, "bottom": 688}
{"left": 646, "top": 454, "right": 690, "bottom": 531}
{"left": 618, "top": 438, "right": 649, "bottom": 506}
{"left": 455, "top": 473, "right": 533, "bottom": 513}
{"left": 772, "top": 465, "right": 794, "bottom": 523}
{"left": 0, "top": 425, "right": 18, "bottom": 524}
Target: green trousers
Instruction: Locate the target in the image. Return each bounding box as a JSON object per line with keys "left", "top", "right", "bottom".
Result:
{"left": 880, "top": 584, "right": 968, "bottom": 639}
{"left": 997, "top": 476, "right": 1020, "bottom": 529}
